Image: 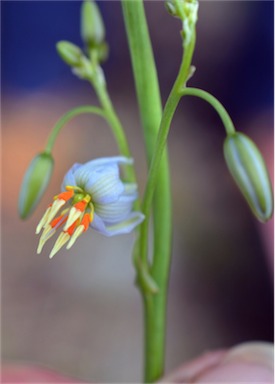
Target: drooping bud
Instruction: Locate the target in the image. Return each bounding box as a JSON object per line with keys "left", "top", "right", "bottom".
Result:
{"left": 224, "top": 132, "right": 273, "bottom": 222}
{"left": 81, "top": 0, "right": 105, "bottom": 49}
{"left": 56, "top": 41, "right": 83, "bottom": 67}
{"left": 18, "top": 152, "right": 54, "bottom": 219}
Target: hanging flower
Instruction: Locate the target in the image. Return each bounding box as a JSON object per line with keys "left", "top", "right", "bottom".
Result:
{"left": 36, "top": 156, "right": 144, "bottom": 258}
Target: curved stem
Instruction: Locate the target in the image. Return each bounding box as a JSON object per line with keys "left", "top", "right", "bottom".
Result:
{"left": 142, "top": 85, "right": 236, "bottom": 243}
{"left": 181, "top": 87, "right": 236, "bottom": 136}
{"left": 45, "top": 106, "right": 105, "bottom": 154}
{"left": 90, "top": 78, "right": 136, "bottom": 184}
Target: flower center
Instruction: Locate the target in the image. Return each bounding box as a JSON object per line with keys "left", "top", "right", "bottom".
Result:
{"left": 65, "top": 185, "right": 94, "bottom": 217}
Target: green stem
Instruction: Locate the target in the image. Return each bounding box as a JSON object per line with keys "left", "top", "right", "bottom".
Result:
{"left": 181, "top": 87, "right": 236, "bottom": 136}
{"left": 137, "top": 33, "right": 195, "bottom": 383}
{"left": 140, "top": 84, "right": 235, "bottom": 381}
{"left": 90, "top": 77, "right": 136, "bottom": 184}
{"left": 140, "top": 33, "right": 196, "bottom": 271}
{"left": 143, "top": 85, "right": 236, "bottom": 237}
{"left": 122, "top": 1, "right": 173, "bottom": 381}
{"left": 45, "top": 105, "right": 105, "bottom": 153}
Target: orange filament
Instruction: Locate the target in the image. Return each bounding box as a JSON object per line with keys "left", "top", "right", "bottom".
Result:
{"left": 51, "top": 214, "right": 67, "bottom": 228}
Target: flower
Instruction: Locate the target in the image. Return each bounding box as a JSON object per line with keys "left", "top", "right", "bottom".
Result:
{"left": 36, "top": 156, "right": 144, "bottom": 258}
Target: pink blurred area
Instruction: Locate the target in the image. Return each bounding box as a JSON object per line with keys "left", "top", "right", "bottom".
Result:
{"left": 1, "top": 364, "right": 82, "bottom": 383}
{"left": 2, "top": 343, "right": 273, "bottom": 383}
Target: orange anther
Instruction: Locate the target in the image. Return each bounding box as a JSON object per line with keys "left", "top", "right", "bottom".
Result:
{"left": 51, "top": 214, "right": 67, "bottom": 228}
{"left": 66, "top": 220, "right": 79, "bottom": 236}
{"left": 74, "top": 200, "right": 88, "bottom": 212}
{"left": 81, "top": 213, "right": 91, "bottom": 231}
{"left": 57, "top": 190, "right": 74, "bottom": 202}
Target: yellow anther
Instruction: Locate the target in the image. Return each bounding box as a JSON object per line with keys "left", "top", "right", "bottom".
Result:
{"left": 83, "top": 194, "right": 91, "bottom": 203}
{"left": 89, "top": 203, "right": 94, "bottom": 221}
{"left": 66, "top": 185, "right": 83, "bottom": 192}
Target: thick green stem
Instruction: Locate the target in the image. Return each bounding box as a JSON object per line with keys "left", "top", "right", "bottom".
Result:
{"left": 122, "top": 1, "right": 172, "bottom": 382}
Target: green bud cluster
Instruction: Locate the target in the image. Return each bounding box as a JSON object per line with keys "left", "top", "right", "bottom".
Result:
{"left": 81, "top": 0, "right": 108, "bottom": 62}
{"left": 56, "top": 41, "right": 83, "bottom": 67}
{"left": 81, "top": 0, "right": 105, "bottom": 49}
{"left": 18, "top": 152, "right": 54, "bottom": 219}
{"left": 165, "top": 0, "right": 198, "bottom": 46}
{"left": 56, "top": 0, "right": 108, "bottom": 81}
{"left": 224, "top": 133, "right": 273, "bottom": 222}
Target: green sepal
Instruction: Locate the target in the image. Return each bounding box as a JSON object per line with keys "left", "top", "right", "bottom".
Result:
{"left": 18, "top": 152, "right": 54, "bottom": 219}
{"left": 81, "top": 0, "right": 105, "bottom": 49}
{"left": 224, "top": 132, "right": 273, "bottom": 222}
{"left": 56, "top": 41, "right": 83, "bottom": 67}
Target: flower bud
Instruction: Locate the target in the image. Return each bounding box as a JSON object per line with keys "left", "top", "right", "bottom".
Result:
{"left": 18, "top": 152, "right": 54, "bottom": 219}
{"left": 81, "top": 0, "right": 105, "bottom": 48}
{"left": 56, "top": 41, "right": 83, "bottom": 67}
{"left": 224, "top": 133, "right": 273, "bottom": 222}
{"left": 165, "top": 1, "right": 178, "bottom": 18}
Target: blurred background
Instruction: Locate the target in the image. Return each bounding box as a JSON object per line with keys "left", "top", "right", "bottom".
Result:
{"left": 2, "top": 1, "right": 274, "bottom": 382}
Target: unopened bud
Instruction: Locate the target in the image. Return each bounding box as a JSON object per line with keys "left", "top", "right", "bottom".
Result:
{"left": 18, "top": 152, "right": 54, "bottom": 219}
{"left": 165, "top": 1, "right": 179, "bottom": 18}
{"left": 56, "top": 41, "right": 83, "bottom": 67}
{"left": 81, "top": 0, "right": 105, "bottom": 48}
{"left": 224, "top": 133, "right": 273, "bottom": 222}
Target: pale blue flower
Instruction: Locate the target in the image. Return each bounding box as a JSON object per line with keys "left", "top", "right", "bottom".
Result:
{"left": 36, "top": 156, "right": 144, "bottom": 258}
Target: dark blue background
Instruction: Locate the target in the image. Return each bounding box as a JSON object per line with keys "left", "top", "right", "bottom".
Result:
{"left": 2, "top": 1, "right": 274, "bottom": 117}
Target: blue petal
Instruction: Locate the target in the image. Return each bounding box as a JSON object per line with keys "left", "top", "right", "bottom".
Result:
{"left": 77, "top": 165, "right": 124, "bottom": 203}
{"left": 94, "top": 183, "right": 138, "bottom": 223}
{"left": 61, "top": 163, "right": 81, "bottom": 191}
{"left": 76, "top": 156, "right": 133, "bottom": 176}
{"left": 91, "top": 212, "right": 145, "bottom": 237}
{"left": 91, "top": 213, "right": 109, "bottom": 235}
{"left": 75, "top": 156, "right": 133, "bottom": 186}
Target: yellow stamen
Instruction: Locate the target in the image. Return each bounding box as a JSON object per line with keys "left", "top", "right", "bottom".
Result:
{"left": 37, "top": 225, "right": 55, "bottom": 254}
{"left": 66, "top": 185, "right": 83, "bottom": 192}
{"left": 49, "top": 232, "right": 70, "bottom": 259}
{"left": 66, "top": 226, "right": 85, "bottom": 250}
{"left": 44, "top": 199, "right": 66, "bottom": 227}
{"left": 63, "top": 195, "right": 91, "bottom": 231}
{"left": 63, "top": 207, "right": 82, "bottom": 231}
{"left": 36, "top": 206, "right": 51, "bottom": 234}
